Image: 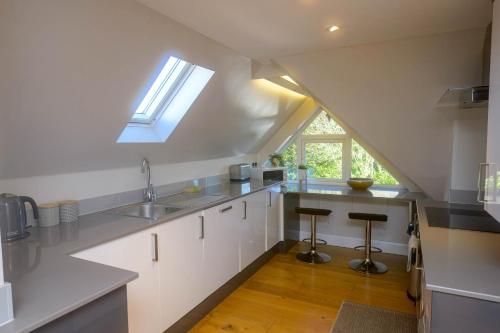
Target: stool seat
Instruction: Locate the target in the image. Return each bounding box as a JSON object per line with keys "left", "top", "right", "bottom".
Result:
{"left": 295, "top": 206, "right": 332, "bottom": 264}
{"left": 349, "top": 213, "right": 387, "bottom": 222}
{"left": 296, "top": 207, "right": 332, "bottom": 216}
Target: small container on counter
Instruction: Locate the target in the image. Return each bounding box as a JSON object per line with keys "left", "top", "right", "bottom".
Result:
{"left": 59, "top": 200, "right": 79, "bottom": 223}
{"left": 38, "top": 203, "right": 60, "bottom": 227}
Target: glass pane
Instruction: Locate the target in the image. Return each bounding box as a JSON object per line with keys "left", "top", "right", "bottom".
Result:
{"left": 281, "top": 140, "right": 298, "bottom": 180}
{"left": 303, "top": 111, "right": 346, "bottom": 135}
{"left": 351, "top": 140, "right": 399, "bottom": 185}
{"left": 305, "top": 142, "right": 342, "bottom": 179}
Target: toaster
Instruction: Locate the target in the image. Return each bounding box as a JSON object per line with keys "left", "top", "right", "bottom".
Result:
{"left": 229, "top": 163, "right": 251, "bottom": 182}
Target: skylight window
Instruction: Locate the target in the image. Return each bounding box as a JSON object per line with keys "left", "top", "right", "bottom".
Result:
{"left": 117, "top": 56, "right": 214, "bottom": 143}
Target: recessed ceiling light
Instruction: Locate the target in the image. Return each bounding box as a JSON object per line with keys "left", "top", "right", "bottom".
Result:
{"left": 328, "top": 25, "right": 340, "bottom": 32}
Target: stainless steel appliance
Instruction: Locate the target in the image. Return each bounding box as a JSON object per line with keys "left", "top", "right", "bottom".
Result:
{"left": 460, "top": 86, "right": 489, "bottom": 108}
{"left": 250, "top": 167, "right": 287, "bottom": 182}
{"left": 229, "top": 163, "right": 251, "bottom": 182}
{"left": 0, "top": 193, "right": 38, "bottom": 241}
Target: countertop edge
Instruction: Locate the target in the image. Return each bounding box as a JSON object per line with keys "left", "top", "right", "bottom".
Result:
{"left": 20, "top": 272, "right": 139, "bottom": 333}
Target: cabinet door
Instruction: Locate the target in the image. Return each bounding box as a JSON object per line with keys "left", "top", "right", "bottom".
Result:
{"left": 158, "top": 213, "right": 204, "bottom": 330}
{"left": 486, "top": 2, "right": 500, "bottom": 221}
{"left": 240, "top": 191, "right": 266, "bottom": 270}
{"left": 72, "top": 228, "right": 161, "bottom": 333}
{"left": 203, "top": 202, "right": 241, "bottom": 295}
{"left": 266, "top": 189, "right": 281, "bottom": 250}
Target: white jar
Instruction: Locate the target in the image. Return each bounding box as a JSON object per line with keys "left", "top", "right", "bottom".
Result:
{"left": 38, "top": 203, "right": 60, "bottom": 227}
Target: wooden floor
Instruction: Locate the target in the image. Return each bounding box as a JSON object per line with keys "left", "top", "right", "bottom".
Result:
{"left": 189, "top": 243, "right": 415, "bottom": 333}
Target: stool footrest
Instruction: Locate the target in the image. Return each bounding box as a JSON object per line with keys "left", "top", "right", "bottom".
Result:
{"left": 302, "top": 238, "right": 327, "bottom": 245}
{"left": 354, "top": 245, "right": 382, "bottom": 253}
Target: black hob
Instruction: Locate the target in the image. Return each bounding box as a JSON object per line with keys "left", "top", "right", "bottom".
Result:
{"left": 425, "top": 204, "right": 500, "bottom": 233}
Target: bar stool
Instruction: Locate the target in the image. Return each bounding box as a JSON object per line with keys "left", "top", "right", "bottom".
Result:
{"left": 295, "top": 207, "right": 332, "bottom": 264}
{"left": 348, "top": 212, "right": 388, "bottom": 274}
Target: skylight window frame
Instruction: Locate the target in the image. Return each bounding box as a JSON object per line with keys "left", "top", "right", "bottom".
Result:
{"left": 130, "top": 58, "right": 196, "bottom": 125}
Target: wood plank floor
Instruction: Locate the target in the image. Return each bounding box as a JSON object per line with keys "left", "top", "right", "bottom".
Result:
{"left": 189, "top": 242, "right": 415, "bottom": 333}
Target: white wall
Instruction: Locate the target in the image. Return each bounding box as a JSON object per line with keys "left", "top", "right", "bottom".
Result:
{"left": 0, "top": 155, "right": 254, "bottom": 203}
{"left": 299, "top": 195, "right": 410, "bottom": 255}
{"left": 275, "top": 29, "right": 487, "bottom": 200}
{"left": 451, "top": 110, "right": 488, "bottom": 191}
{"left": 0, "top": 0, "right": 305, "bottom": 181}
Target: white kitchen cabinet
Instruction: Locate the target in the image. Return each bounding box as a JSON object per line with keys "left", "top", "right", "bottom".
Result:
{"left": 266, "top": 188, "right": 281, "bottom": 250}
{"left": 202, "top": 201, "right": 241, "bottom": 295}
{"left": 486, "top": 2, "right": 500, "bottom": 221}
{"left": 240, "top": 191, "right": 266, "bottom": 270}
{"left": 157, "top": 213, "right": 204, "bottom": 330}
{"left": 72, "top": 227, "right": 161, "bottom": 333}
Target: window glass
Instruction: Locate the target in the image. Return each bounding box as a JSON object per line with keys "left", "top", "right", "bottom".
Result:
{"left": 117, "top": 56, "right": 214, "bottom": 143}
{"left": 282, "top": 140, "right": 298, "bottom": 180}
{"left": 277, "top": 110, "right": 400, "bottom": 186}
{"left": 304, "top": 142, "right": 343, "bottom": 179}
{"left": 351, "top": 140, "right": 399, "bottom": 185}
{"left": 303, "top": 111, "right": 346, "bottom": 135}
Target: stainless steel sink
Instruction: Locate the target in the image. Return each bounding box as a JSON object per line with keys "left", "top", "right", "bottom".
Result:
{"left": 156, "top": 193, "right": 228, "bottom": 208}
{"left": 113, "top": 202, "right": 182, "bottom": 220}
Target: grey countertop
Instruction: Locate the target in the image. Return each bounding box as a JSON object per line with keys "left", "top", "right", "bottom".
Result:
{"left": 0, "top": 180, "right": 280, "bottom": 333}
{"left": 418, "top": 199, "right": 500, "bottom": 303}
{"left": 283, "top": 182, "right": 426, "bottom": 202}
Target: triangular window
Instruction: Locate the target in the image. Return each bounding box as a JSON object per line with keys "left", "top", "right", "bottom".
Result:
{"left": 280, "top": 110, "right": 399, "bottom": 186}
{"left": 117, "top": 56, "right": 214, "bottom": 143}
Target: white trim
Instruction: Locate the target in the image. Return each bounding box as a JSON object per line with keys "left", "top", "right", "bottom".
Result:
{"left": 0, "top": 283, "right": 13, "bottom": 326}
{"left": 299, "top": 231, "right": 408, "bottom": 256}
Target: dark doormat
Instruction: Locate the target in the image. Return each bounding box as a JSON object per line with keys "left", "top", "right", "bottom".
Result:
{"left": 331, "top": 301, "right": 417, "bottom": 333}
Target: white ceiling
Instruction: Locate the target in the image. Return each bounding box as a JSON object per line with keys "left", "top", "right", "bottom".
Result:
{"left": 137, "top": 0, "right": 492, "bottom": 61}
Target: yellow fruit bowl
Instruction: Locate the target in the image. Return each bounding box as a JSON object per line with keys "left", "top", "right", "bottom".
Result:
{"left": 347, "top": 178, "right": 374, "bottom": 191}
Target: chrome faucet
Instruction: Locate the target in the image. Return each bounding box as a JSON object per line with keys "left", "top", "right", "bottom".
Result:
{"left": 141, "top": 158, "right": 156, "bottom": 202}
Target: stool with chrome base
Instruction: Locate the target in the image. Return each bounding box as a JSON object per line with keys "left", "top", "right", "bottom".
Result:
{"left": 295, "top": 207, "right": 332, "bottom": 264}
{"left": 348, "top": 212, "right": 388, "bottom": 274}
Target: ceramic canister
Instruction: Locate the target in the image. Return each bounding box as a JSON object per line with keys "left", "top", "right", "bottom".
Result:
{"left": 59, "top": 200, "right": 79, "bottom": 223}
{"left": 38, "top": 203, "right": 60, "bottom": 227}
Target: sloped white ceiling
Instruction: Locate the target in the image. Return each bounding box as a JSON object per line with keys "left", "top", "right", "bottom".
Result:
{"left": 275, "top": 29, "right": 486, "bottom": 200}
{"left": 0, "top": 0, "right": 305, "bottom": 180}
{"left": 137, "top": 0, "right": 492, "bottom": 61}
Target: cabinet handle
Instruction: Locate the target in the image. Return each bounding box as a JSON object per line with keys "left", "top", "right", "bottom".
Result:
{"left": 199, "top": 216, "right": 204, "bottom": 239}
{"left": 219, "top": 205, "right": 233, "bottom": 213}
{"left": 268, "top": 192, "right": 272, "bottom": 207}
{"left": 151, "top": 233, "right": 159, "bottom": 262}
{"left": 243, "top": 201, "right": 247, "bottom": 220}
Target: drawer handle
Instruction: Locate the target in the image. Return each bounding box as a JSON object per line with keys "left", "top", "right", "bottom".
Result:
{"left": 199, "top": 216, "right": 204, "bottom": 239}
{"left": 151, "top": 233, "right": 159, "bottom": 262}
{"left": 243, "top": 201, "right": 247, "bottom": 220}
{"left": 220, "top": 205, "right": 233, "bottom": 213}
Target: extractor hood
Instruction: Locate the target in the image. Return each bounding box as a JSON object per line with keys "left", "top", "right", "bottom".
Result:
{"left": 438, "top": 23, "right": 491, "bottom": 109}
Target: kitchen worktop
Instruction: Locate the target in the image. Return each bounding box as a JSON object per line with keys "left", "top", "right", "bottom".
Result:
{"left": 418, "top": 199, "right": 500, "bottom": 303}
{"left": 283, "top": 182, "right": 427, "bottom": 201}
{"left": 0, "top": 179, "right": 280, "bottom": 333}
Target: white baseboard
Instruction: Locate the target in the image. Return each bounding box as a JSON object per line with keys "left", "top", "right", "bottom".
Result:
{"left": 0, "top": 283, "right": 13, "bottom": 326}
{"left": 299, "top": 231, "right": 408, "bottom": 256}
